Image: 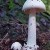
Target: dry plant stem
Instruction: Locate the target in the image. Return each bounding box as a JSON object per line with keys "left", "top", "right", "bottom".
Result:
{"left": 0, "top": 33, "right": 8, "bottom": 43}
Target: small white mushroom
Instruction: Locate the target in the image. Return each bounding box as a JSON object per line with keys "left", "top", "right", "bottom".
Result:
{"left": 11, "top": 42, "right": 22, "bottom": 50}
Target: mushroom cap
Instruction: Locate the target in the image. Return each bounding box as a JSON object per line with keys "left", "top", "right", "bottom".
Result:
{"left": 11, "top": 42, "right": 22, "bottom": 50}
{"left": 22, "top": 0, "right": 46, "bottom": 14}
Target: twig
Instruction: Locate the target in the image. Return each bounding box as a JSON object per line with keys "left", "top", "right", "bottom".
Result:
{"left": 0, "top": 33, "right": 8, "bottom": 44}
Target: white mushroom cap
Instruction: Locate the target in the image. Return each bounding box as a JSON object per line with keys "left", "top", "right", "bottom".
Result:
{"left": 22, "top": 0, "right": 46, "bottom": 14}
{"left": 11, "top": 42, "right": 22, "bottom": 50}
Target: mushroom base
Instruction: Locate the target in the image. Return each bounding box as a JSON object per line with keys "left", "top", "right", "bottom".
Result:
{"left": 22, "top": 44, "right": 39, "bottom": 50}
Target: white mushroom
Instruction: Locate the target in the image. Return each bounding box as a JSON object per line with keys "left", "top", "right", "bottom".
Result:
{"left": 11, "top": 42, "right": 22, "bottom": 50}
{"left": 22, "top": 0, "right": 46, "bottom": 50}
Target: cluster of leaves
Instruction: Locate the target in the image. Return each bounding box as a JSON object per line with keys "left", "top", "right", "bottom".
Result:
{"left": 37, "top": 12, "right": 50, "bottom": 32}
{"left": 0, "top": 22, "right": 28, "bottom": 50}
{"left": 42, "top": 0, "right": 50, "bottom": 14}
{"left": 0, "top": 0, "right": 27, "bottom": 24}
{"left": 0, "top": 22, "right": 50, "bottom": 50}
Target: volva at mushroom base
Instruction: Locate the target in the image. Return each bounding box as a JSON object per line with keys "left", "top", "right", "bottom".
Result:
{"left": 22, "top": 0, "right": 46, "bottom": 50}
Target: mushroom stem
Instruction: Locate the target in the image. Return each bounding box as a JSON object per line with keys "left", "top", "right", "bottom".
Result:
{"left": 27, "top": 13, "right": 36, "bottom": 46}
{"left": 22, "top": 13, "right": 39, "bottom": 50}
